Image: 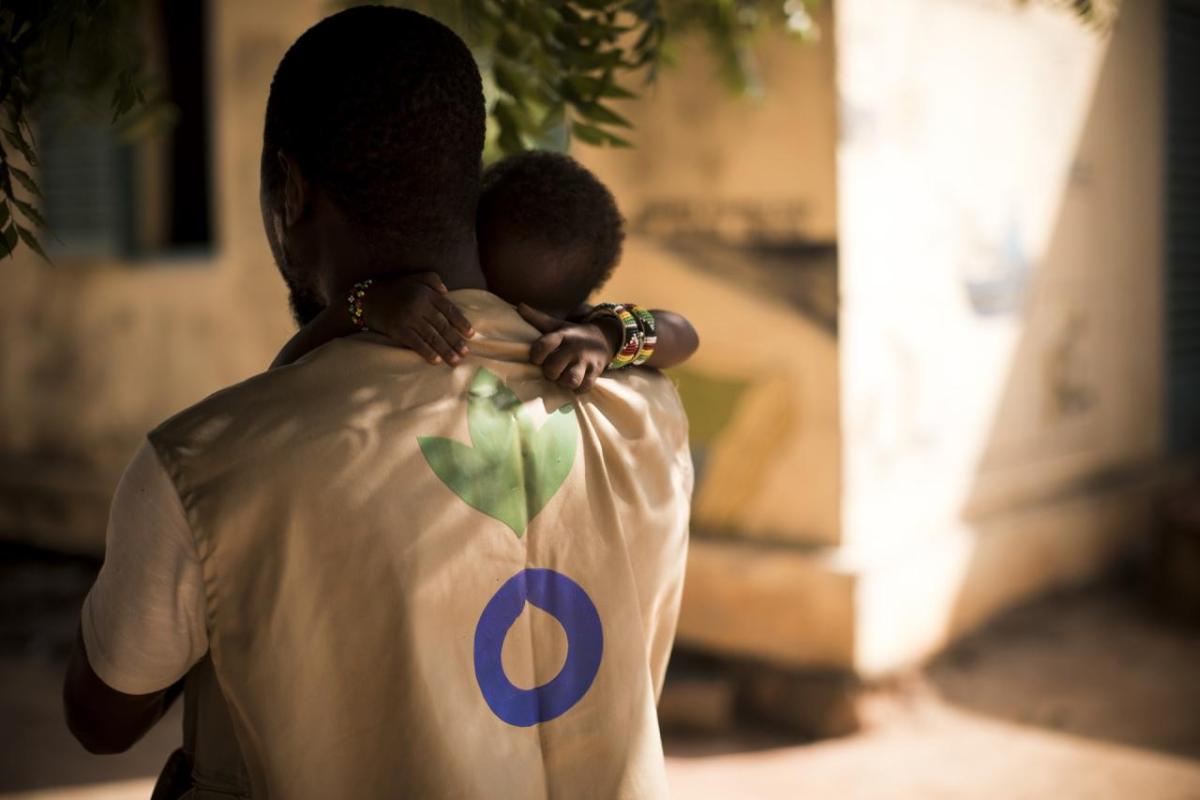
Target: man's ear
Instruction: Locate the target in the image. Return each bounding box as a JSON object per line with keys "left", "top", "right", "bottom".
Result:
{"left": 278, "top": 151, "right": 308, "bottom": 228}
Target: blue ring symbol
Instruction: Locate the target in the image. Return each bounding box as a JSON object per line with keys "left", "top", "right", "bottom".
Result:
{"left": 473, "top": 568, "right": 603, "bottom": 727}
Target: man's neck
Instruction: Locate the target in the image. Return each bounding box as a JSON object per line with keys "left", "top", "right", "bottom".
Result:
{"left": 316, "top": 236, "right": 488, "bottom": 302}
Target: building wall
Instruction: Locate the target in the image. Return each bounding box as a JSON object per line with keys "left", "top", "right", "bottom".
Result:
{"left": 0, "top": 1, "right": 322, "bottom": 552}
{"left": 838, "top": 0, "right": 1164, "bottom": 671}
{"left": 649, "top": 0, "right": 1166, "bottom": 674}
{"left": 0, "top": 4, "right": 844, "bottom": 557}
{"left": 582, "top": 14, "right": 843, "bottom": 547}
{"left": 0, "top": 0, "right": 1162, "bottom": 682}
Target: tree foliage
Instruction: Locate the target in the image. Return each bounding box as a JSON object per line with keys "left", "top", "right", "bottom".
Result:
{"left": 374, "top": 0, "right": 821, "bottom": 157}
{"left": 0, "top": 0, "right": 1116, "bottom": 261}
{"left": 0, "top": 0, "right": 162, "bottom": 260}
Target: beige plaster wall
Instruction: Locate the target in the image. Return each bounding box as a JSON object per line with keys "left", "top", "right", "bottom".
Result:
{"left": 0, "top": 1, "right": 322, "bottom": 552}
{"left": 580, "top": 18, "right": 839, "bottom": 242}
{"left": 836, "top": 0, "right": 1165, "bottom": 671}
{"left": 581, "top": 10, "right": 843, "bottom": 546}
{"left": 837, "top": 0, "right": 1163, "bottom": 553}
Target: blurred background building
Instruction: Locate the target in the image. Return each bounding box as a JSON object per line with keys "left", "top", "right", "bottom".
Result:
{"left": 1, "top": 0, "right": 1198, "bottom": 797}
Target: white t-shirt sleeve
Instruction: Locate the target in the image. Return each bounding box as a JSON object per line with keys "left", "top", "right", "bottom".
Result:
{"left": 80, "top": 438, "right": 208, "bottom": 695}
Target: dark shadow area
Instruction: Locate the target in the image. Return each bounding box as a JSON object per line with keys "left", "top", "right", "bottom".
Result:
{"left": 930, "top": 573, "right": 1200, "bottom": 761}
{"left": 943, "top": 0, "right": 1193, "bottom": 759}
{"left": 0, "top": 544, "right": 181, "bottom": 793}
{"left": 663, "top": 728, "right": 797, "bottom": 760}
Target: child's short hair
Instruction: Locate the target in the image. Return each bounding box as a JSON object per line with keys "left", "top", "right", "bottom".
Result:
{"left": 478, "top": 151, "right": 624, "bottom": 312}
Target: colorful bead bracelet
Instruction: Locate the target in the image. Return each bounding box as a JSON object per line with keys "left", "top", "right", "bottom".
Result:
{"left": 628, "top": 305, "right": 657, "bottom": 366}
{"left": 346, "top": 278, "right": 374, "bottom": 330}
{"left": 587, "top": 302, "right": 658, "bottom": 371}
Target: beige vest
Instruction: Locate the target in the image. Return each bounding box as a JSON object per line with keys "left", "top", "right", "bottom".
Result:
{"left": 149, "top": 290, "right": 693, "bottom": 800}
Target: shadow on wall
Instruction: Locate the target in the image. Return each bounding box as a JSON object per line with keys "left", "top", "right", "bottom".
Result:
{"left": 949, "top": 0, "right": 1162, "bottom": 648}
{"left": 864, "top": 0, "right": 1174, "bottom": 752}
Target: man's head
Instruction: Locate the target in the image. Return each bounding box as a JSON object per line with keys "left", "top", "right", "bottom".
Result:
{"left": 477, "top": 151, "right": 625, "bottom": 317}
{"left": 261, "top": 6, "right": 485, "bottom": 324}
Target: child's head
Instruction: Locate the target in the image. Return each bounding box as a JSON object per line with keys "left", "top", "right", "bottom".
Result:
{"left": 477, "top": 151, "right": 624, "bottom": 317}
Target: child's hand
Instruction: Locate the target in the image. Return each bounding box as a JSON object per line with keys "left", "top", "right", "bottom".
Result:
{"left": 518, "top": 304, "right": 621, "bottom": 393}
{"left": 364, "top": 273, "right": 475, "bottom": 366}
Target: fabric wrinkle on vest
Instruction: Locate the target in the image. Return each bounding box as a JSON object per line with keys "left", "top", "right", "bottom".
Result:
{"left": 147, "top": 290, "right": 693, "bottom": 800}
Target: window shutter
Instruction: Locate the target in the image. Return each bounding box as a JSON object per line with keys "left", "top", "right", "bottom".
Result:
{"left": 37, "top": 98, "right": 132, "bottom": 258}
{"left": 1167, "top": 0, "right": 1200, "bottom": 455}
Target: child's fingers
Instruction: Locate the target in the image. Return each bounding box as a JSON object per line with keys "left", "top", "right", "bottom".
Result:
{"left": 435, "top": 297, "right": 475, "bottom": 338}
{"left": 541, "top": 348, "right": 576, "bottom": 382}
{"left": 577, "top": 363, "right": 600, "bottom": 394}
{"left": 529, "top": 333, "right": 562, "bottom": 366}
{"left": 417, "top": 322, "right": 463, "bottom": 366}
{"left": 398, "top": 331, "right": 442, "bottom": 365}
{"left": 412, "top": 272, "right": 448, "bottom": 294}
{"left": 430, "top": 313, "right": 470, "bottom": 356}
{"left": 559, "top": 362, "right": 587, "bottom": 391}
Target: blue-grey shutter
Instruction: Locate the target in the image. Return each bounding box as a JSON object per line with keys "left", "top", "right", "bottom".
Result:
{"left": 37, "top": 97, "right": 133, "bottom": 258}
{"left": 1167, "top": 0, "right": 1200, "bottom": 455}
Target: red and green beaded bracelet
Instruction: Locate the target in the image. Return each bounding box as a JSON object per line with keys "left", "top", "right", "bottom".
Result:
{"left": 586, "top": 302, "right": 643, "bottom": 370}
{"left": 628, "top": 305, "right": 657, "bottom": 366}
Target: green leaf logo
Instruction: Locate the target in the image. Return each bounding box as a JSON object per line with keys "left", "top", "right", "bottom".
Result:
{"left": 418, "top": 368, "right": 578, "bottom": 537}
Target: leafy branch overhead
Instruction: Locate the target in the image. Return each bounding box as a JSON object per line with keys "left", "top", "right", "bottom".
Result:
{"left": 1, "top": 0, "right": 1118, "bottom": 261}
{"left": 387, "top": 0, "right": 825, "bottom": 157}
{"left": 0, "top": 0, "right": 156, "bottom": 261}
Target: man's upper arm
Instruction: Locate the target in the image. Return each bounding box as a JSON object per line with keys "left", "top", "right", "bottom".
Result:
{"left": 79, "top": 439, "right": 208, "bottom": 695}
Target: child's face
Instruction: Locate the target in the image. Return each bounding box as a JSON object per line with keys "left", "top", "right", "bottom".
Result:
{"left": 479, "top": 231, "right": 581, "bottom": 318}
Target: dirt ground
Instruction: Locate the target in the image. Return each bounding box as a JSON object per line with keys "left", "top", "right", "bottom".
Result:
{"left": 2, "top": 545, "right": 1199, "bottom": 800}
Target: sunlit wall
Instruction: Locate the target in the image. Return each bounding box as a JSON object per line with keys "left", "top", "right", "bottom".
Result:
{"left": 838, "top": 0, "right": 1164, "bottom": 671}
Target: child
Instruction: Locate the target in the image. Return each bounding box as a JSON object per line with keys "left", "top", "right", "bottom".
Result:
{"left": 273, "top": 150, "right": 699, "bottom": 392}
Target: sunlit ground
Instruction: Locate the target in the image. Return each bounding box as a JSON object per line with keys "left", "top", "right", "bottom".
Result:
{"left": 3, "top": 547, "right": 1198, "bottom": 800}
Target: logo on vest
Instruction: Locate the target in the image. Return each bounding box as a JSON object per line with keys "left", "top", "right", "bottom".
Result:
{"left": 418, "top": 368, "right": 578, "bottom": 537}
{"left": 473, "top": 568, "right": 603, "bottom": 727}
{"left": 419, "top": 369, "right": 598, "bottom": 725}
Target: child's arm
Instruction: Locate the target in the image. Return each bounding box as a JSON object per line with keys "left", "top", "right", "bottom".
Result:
{"left": 565, "top": 304, "right": 699, "bottom": 370}
{"left": 270, "top": 272, "right": 474, "bottom": 369}
{"left": 518, "top": 303, "right": 700, "bottom": 393}
{"left": 640, "top": 309, "right": 700, "bottom": 370}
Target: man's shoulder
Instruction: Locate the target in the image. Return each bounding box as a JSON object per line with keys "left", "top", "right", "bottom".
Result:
{"left": 588, "top": 367, "right": 690, "bottom": 454}
{"left": 149, "top": 338, "right": 429, "bottom": 455}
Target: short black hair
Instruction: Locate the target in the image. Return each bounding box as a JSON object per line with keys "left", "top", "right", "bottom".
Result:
{"left": 478, "top": 151, "right": 624, "bottom": 312}
{"left": 263, "top": 6, "right": 485, "bottom": 256}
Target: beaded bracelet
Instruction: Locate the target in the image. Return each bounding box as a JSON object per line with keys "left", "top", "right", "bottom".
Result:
{"left": 346, "top": 279, "right": 374, "bottom": 330}
{"left": 586, "top": 302, "right": 642, "bottom": 370}
{"left": 628, "top": 305, "right": 657, "bottom": 366}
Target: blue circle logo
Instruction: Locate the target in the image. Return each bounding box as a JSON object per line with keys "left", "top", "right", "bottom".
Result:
{"left": 473, "top": 568, "right": 603, "bottom": 727}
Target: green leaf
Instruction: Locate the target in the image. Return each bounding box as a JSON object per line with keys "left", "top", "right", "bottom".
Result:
{"left": 1, "top": 223, "right": 16, "bottom": 259}
{"left": 3, "top": 128, "right": 37, "bottom": 167}
{"left": 11, "top": 196, "right": 44, "bottom": 228}
{"left": 465, "top": 367, "right": 521, "bottom": 463}
{"left": 493, "top": 58, "right": 533, "bottom": 101}
{"left": 602, "top": 130, "right": 633, "bottom": 148}
{"left": 16, "top": 224, "right": 49, "bottom": 262}
{"left": 571, "top": 121, "right": 608, "bottom": 146}
{"left": 418, "top": 436, "right": 528, "bottom": 536}
{"left": 517, "top": 403, "right": 579, "bottom": 527}
{"left": 493, "top": 97, "right": 534, "bottom": 132}
{"left": 570, "top": 121, "right": 632, "bottom": 148}
{"left": 0, "top": 202, "right": 9, "bottom": 228}
{"left": 418, "top": 367, "right": 578, "bottom": 537}
{"left": 111, "top": 67, "right": 147, "bottom": 122}
{"left": 575, "top": 100, "right": 633, "bottom": 128}
{"left": 9, "top": 166, "right": 40, "bottom": 198}
{"left": 564, "top": 74, "right": 637, "bottom": 102}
